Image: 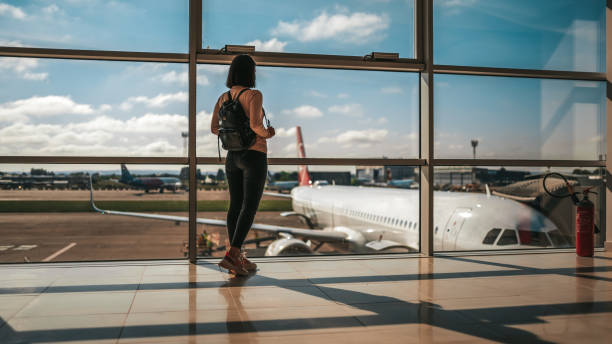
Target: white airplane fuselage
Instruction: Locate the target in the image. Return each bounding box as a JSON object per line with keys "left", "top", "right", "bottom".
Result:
{"left": 291, "top": 185, "right": 564, "bottom": 252}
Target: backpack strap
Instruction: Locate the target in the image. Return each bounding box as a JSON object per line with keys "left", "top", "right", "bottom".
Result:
{"left": 226, "top": 90, "right": 232, "bottom": 101}
{"left": 217, "top": 135, "right": 221, "bottom": 162}
{"left": 235, "top": 88, "right": 249, "bottom": 101}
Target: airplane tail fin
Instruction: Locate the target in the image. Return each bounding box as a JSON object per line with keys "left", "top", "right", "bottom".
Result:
{"left": 120, "top": 164, "right": 133, "bottom": 183}
{"left": 296, "top": 126, "right": 311, "bottom": 186}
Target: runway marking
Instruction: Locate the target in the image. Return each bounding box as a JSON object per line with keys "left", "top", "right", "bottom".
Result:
{"left": 42, "top": 242, "right": 77, "bottom": 262}
{"left": 0, "top": 245, "right": 14, "bottom": 251}
{"left": 13, "top": 245, "right": 37, "bottom": 251}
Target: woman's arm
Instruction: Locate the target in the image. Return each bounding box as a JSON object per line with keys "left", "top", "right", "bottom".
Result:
{"left": 210, "top": 98, "right": 220, "bottom": 135}
{"left": 248, "top": 90, "right": 274, "bottom": 138}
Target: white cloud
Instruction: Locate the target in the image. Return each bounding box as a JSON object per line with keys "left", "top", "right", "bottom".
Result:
{"left": 0, "top": 112, "right": 191, "bottom": 156}
{"left": 281, "top": 105, "right": 323, "bottom": 119}
{"left": 198, "top": 64, "right": 229, "bottom": 74}
{"left": 0, "top": 3, "right": 26, "bottom": 19}
{"left": 120, "top": 92, "right": 187, "bottom": 111}
{"left": 439, "top": 0, "right": 478, "bottom": 7}
{"left": 438, "top": 0, "right": 478, "bottom": 15}
{"left": 337, "top": 93, "right": 349, "bottom": 99}
{"left": 22, "top": 72, "right": 49, "bottom": 80}
{"left": 380, "top": 87, "right": 403, "bottom": 94}
{"left": 155, "top": 71, "right": 209, "bottom": 86}
{"left": 312, "top": 129, "right": 388, "bottom": 149}
{"left": 43, "top": 4, "right": 60, "bottom": 14}
{"left": 275, "top": 127, "right": 297, "bottom": 138}
{"left": 159, "top": 70, "right": 187, "bottom": 83}
{"left": 0, "top": 39, "right": 24, "bottom": 47}
{"left": 139, "top": 140, "right": 180, "bottom": 155}
{"left": 337, "top": 129, "right": 388, "bottom": 145}
{"left": 282, "top": 143, "right": 296, "bottom": 153}
{"left": 246, "top": 38, "right": 287, "bottom": 52}
{"left": 272, "top": 10, "right": 389, "bottom": 43}
{"left": 328, "top": 104, "right": 364, "bottom": 117}
{"left": 0, "top": 57, "right": 48, "bottom": 81}
{"left": 377, "top": 117, "right": 388, "bottom": 124}
{"left": 0, "top": 95, "right": 94, "bottom": 122}
{"left": 99, "top": 104, "right": 112, "bottom": 112}
{"left": 197, "top": 110, "right": 212, "bottom": 125}
{"left": 308, "top": 90, "right": 327, "bottom": 98}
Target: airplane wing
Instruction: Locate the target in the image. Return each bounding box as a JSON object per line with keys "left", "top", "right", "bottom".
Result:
{"left": 89, "top": 179, "right": 347, "bottom": 243}
{"left": 263, "top": 192, "right": 292, "bottom": 199}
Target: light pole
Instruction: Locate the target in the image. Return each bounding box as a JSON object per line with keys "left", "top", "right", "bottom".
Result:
{"left": 471, "top": 139, "right": 479, "bottom": 159}
{"left": 181, "top": 131, "right": 189, "bottom": 157}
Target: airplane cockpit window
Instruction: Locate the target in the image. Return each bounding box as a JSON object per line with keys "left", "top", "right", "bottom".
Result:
{"left": 497, "top": 229, "right": 518, "bottom": 245}
{"left": 518, "top": 230, "right": 551, "bottom": 247}
{"left": 482, "top": 228, "right": 502, "bottom": 245}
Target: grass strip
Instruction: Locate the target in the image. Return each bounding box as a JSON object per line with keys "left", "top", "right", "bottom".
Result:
{"left": 0, "top": 200, "right": 292, "bottom": 213}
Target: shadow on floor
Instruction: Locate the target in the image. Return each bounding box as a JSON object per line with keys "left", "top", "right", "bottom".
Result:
{"left": 1, "top": 257, "right": 611, "bottom": 343}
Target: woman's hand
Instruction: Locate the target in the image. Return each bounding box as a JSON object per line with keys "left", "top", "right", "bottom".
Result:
{"left": 267, "top": 126, "right": 275, "bottom": 138}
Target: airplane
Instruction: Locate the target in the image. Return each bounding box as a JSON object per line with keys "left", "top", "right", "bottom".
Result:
{"left": 90, "top": 127, "right": 569, "bottom": 256}
{"left": 119, "top": 164, "right": 182, "bottom": 193}
{"left": 387, "top": 179, "right": 415, "bottom": 189}
{"left": 266, "top": 172, "right": 298, "bottom": 193}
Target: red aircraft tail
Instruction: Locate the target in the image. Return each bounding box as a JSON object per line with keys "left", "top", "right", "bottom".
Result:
{"left": 296, "top": 126, "right": 311, "bottom": 186}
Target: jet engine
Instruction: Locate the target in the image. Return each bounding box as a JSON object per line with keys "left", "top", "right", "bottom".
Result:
{"left": 265, "top": 238, "right": 313, "bottom": 256}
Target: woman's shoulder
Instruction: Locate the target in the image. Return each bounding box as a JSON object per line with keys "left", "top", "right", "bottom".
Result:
{"left": 246, "top": 89, "right": 262, "bottom": 97}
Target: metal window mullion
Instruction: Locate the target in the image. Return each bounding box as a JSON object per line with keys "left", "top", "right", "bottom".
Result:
{"left": 196, "top": 157, "right": 425, "bottom": 166}
{"left": 419, "top": 0, "right": 434, "bottom": 257}
{"left": 197, "top": 51, "right": 423, "bottom": 72}
{"left": 414, "top": 0, "right": 424, "bottom": 63}
{"left": 605, "top": 4, "right": 612, "bottom": 251}
{"left": 0, "top": 47, "right": 188, "bottom": 63}
{"left": 0, "top": 156, "right": 187, "bottom": 164}
{"left": 188, "top": 0, "right": 202, "bottom": 264}
{"left": 433, "top": 159, "right": 605, "bottom": 168}
{"left": 434, "top": 64, "right": 606, "bottom": 81}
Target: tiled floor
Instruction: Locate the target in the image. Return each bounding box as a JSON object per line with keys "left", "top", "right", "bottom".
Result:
{"left": 0, "top": 251, "right": 610, "bottom": 343}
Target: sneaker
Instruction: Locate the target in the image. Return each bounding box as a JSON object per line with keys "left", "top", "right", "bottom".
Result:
{"left": 240, "top": 251, "right": 257, "bottom": 272}
{"left": 218, "top": 253, "right": 248, "bottom": 276}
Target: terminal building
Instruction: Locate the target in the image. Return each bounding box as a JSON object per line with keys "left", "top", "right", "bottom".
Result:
{"left": 0, "top": 1, "right": 610, "bottom": 343}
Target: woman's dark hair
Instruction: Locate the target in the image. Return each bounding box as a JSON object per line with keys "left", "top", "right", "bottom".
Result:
{"left": 226, "top": 54, "right": 256, "bottom": 88}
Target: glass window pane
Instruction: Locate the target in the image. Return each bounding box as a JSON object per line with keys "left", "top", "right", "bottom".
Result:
{"left": 518, "top": 230, "right": 551, "bottom": 247}
{"left": 434, "top": 0, "right": 605, "bottom": 72}
{"left": 202, "top": 0, "right": 414, "bottom": 57}
{"left": 0, "top": 164, "right": 187, "bottom": 263}
{"left": 0, "top": 0, "right": 188, "bottom": 52}
{"left": 434, "top": 166, "right": 604, "bottom": 252}
{"left": 0, "top": 59, "right": 187, "bottom": 156}
{"left": 196, "top": 164, "right": 419, "bottom": 258}
{"left": 434, "top": 74, "right": 605, "bottom": 160}
{"left": 197, "top": 65, "right": 419, "bottom": 158}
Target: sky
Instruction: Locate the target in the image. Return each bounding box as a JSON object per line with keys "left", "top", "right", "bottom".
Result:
{"left": 0, "top": 0, "right": 606, "bottom": 173}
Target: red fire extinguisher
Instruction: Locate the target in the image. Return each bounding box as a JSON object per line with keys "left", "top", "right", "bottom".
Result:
{"left": 543, "top": 173, "right": 599, "bottom": 257}
{"left": 576, "top": 188, "right": 596, "bottom": 257}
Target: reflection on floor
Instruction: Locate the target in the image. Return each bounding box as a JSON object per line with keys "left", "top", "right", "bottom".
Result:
{"left": 0, "top": 251, "right": 610, "bottom": 343}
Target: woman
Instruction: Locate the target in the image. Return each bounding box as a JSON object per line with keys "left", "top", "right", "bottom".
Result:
{"left": 211, "top": 54, "right": 275, "bottom": 276}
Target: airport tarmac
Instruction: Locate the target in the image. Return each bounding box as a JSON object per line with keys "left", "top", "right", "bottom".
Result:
{"left": 0, "top": 189, "right": 280, "bottom": 201}
{"left": 0, "top": 211, "right": 327, "bottom": 264}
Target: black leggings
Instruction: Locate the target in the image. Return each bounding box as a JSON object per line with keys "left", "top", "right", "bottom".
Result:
{"left": 225, "top": 149, "right": 268, "bottom": 248}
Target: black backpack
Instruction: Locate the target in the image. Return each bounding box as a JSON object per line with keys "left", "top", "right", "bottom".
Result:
{"left": 217, "top": 89, "right": 257, "bottom": 159}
